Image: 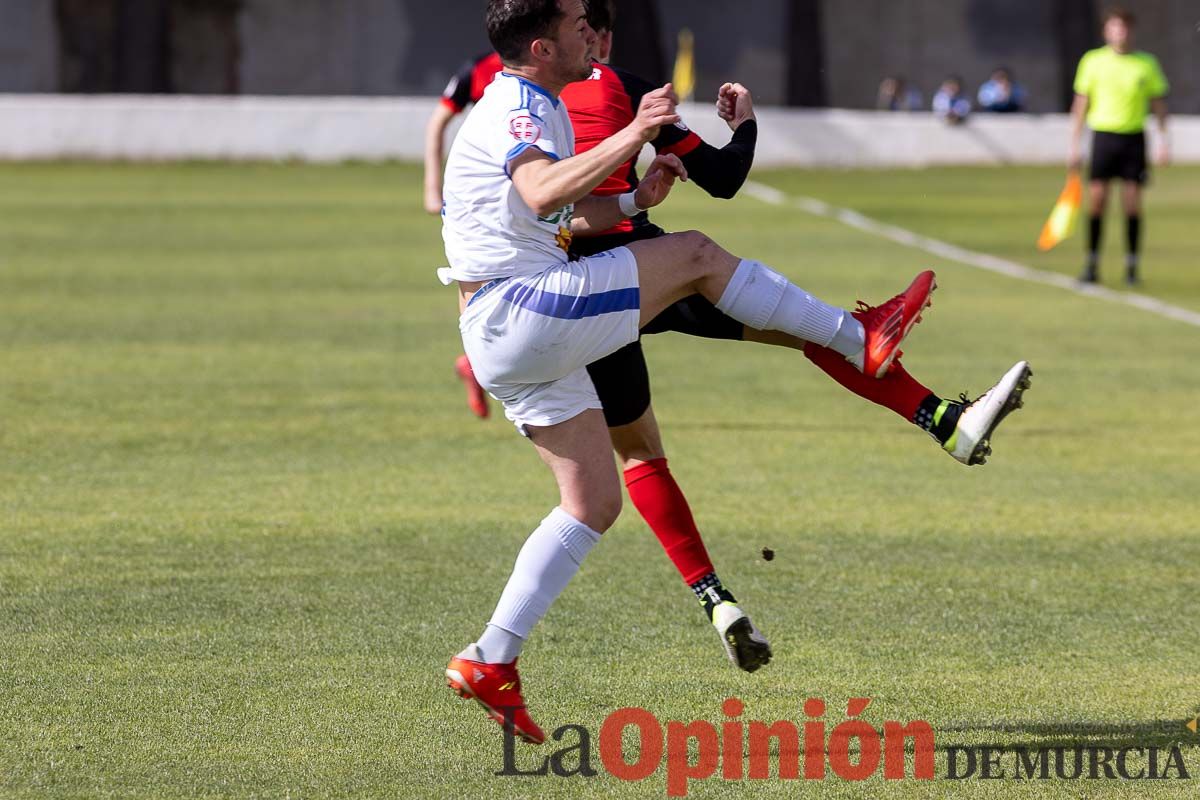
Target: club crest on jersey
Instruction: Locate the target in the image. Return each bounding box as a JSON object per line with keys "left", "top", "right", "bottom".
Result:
{"left": 508, "top": 112, "right": 541, "bottom": 143}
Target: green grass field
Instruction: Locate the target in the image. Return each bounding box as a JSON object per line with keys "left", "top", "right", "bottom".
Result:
{"left": 2, "top": 162, "right": 1198, "bottom": 798}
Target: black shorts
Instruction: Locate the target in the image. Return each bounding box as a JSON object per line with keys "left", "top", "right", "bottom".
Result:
{"left": 1090, "top": 131, "right": 1148, "bottom": 185}
{"left": 571, "top": 227, "right": 745, "bottom": 428}
{"left": 586, "top": 296, "right": 744, "bottom": 427}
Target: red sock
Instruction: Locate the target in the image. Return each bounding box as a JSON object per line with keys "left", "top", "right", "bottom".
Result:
{"left": 624, "top": 458, "right": 714, "bottom": 585}
{"left": 803, "top": 342, "right": 933, "bottom": 422}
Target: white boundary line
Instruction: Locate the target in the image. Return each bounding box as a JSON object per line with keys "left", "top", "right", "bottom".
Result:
{"left": 743, "top": 180, "right": 1200, "bottom": 329}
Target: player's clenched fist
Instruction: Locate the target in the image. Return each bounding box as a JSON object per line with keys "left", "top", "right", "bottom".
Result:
{"left": 717, "top": 82, "right": 756, "bottom": 132}
{"left": 633, "top": 153, "right": 688, "bottom": 210}
{"left": 631, "top": 83, "right": 681, "bottom": 143}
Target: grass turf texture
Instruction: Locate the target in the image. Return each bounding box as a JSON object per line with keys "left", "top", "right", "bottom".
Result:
{"left": 1, "top": 162, "right": 1198, "bottom": 798}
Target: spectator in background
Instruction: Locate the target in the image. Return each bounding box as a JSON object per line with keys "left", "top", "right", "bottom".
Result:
{"left": 932, "top": 76, "right": 971, "bottom": 125}
{"left": 977, "top": 67, "right": 1026, "bottom": 112}
{"left": 876, "top": 75, "right": 923, "bottom": 111}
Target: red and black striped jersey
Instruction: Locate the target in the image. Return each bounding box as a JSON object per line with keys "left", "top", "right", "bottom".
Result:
{"left": 440, "top": 52, "right": 504, "bottom": 113}
{"left": 562, "top": 63, "right": 702, "bottom": 195}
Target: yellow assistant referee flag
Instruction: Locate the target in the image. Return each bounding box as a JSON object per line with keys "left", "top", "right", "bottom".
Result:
{"left": 673, "top": 28, "right": 695, "bottom": 103}
{"left": 1037, "top": 172, "right": 1082, "bottom": 252}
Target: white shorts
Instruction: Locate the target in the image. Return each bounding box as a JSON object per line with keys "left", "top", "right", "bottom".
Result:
{"left": 459, "top": 247, "right": 641, "bottom": 433}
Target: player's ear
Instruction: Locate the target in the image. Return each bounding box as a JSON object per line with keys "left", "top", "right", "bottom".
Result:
{"left": 530, "top": 37, "right": 552, "bottom": 63}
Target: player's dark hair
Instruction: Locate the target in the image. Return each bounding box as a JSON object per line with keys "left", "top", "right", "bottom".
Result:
{"left": 585, "top": 0, "right": 615, "bottom": 33}
{"left": 1103, "top": 6, "right": 1135, "bottom": 26}
{"left": 487, "top": 0, "right": 566, "bottom": 65}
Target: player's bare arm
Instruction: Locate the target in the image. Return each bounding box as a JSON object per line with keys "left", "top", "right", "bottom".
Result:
{"left": 509, "top": 84, "right": 680, "bottom": 216}
{"left": 1151, "top": 97, "right": 1169, "bottom": 165}
{"left": 570, "top": 154, "right": 688, "bottom": 235}
{"left": 1067, "top": 93, "right": 1089, "bottom": 170}
{"left": 423, "top": 102, "right": 457, "bottom": 215}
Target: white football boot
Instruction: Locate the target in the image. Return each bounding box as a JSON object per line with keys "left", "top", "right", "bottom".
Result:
{"left": 711, "top": 602, "right": 773, "bottom": 672}
{"left": 944, "top": 361, "right": 1032, "bottom": 465}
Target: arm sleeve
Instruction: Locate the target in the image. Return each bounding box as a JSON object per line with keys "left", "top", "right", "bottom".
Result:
{"left": 1072, "top": 54, "right": 1093, "bottom": 97}
{"left": 677, "top": 120, "right": 758, "bottom": 200}
{"left": 440, "top": 57, "right": 480, "bottom": 113}
{"left": 1147, "top": 56, "right": 1169, "bottom": 98}
{"left": 610, "top": 64, "right": 702, "bottom": 158}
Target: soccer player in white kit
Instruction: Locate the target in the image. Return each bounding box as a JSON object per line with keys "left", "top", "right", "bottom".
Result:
{"left": 443, "top": 0, "right": 947, "bottom": 744}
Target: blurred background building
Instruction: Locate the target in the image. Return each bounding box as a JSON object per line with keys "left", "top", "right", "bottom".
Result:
{"left": 1, "top": 0, "right": 1197, "bottom": 112}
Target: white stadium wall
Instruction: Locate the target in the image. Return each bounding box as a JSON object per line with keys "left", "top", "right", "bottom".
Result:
{"left": 0, "top": 94, "right": 1195, "bottom": 167}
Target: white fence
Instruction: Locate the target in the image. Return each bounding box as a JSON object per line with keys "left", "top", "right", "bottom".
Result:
{"left": 0, "top": 94, "right": 1194, "bottom": 166}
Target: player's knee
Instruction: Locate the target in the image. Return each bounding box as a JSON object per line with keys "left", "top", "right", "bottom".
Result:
{"left": 575, "top": 492, "right": 622, "bottom": 533}
{"left": 672, "top": 230, "right": 722, "bottom": 287}
{"left": 616, "top": 442, "right": 666, "bottom": 468}
{"left": 609, "top": 417, "right": 665, "bottom": 464}
{"left": 613, "top": 429, "right": 665, "bottom": 465}
{"left": 679, "top": 230, "right": 717, "bottom": 262}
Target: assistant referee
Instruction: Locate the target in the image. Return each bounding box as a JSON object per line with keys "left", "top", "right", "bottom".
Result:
{"left": 1068, "top": 7, "right": 1169, "bottom": 286}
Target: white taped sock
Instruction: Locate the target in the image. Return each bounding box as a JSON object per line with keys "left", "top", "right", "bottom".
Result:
{"left": 715, "top": 259, "right": 849, "bottom": 349}
{"left": 828, "top": 313, "right": 865, "bottom": 361}
{"left": 477, "top": 507, "right": 601, "bottom": 664}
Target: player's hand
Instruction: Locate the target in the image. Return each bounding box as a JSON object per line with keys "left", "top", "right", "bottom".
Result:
{"left": 1155, "top": 139, "right": 1171, "bottom": 166}
{"left": 1066, "top": 142, "right": 1082, "bottom": 171}
{"left": 424, "top": 185, "right": 444, "bottom": 216}
{"left": 634, "top": 154, "right": 688, "bottom": 210}
{"left": 717, "top": 82, "right": 756, "bottom": 131}
{"left": 631, "top": 83, "right": 681, "bottom": 143}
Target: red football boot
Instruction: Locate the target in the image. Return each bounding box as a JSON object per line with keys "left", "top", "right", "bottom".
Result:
{"left": 454, "top": 354, "right": 490, "bottom": 419}
{"left": 446, "top": 644, "right": 545, "bottom": 744}
{"left": 853, "top": 270, "right": 936, "bottom": 378}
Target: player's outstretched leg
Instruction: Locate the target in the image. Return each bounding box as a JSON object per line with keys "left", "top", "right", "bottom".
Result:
{"left": 628, "top": 231, "right": 933, "bottom": 379}
{"left": 454, "top": 354, "right": 490, "bottom": 419}
{"left": 799, "top": 343, "right": 1032, "bottom": 465}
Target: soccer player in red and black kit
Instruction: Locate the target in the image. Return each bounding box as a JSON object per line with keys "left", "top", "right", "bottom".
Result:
{"left": 561, "top": 0, "right": 1029, "bottom": 671}
{"left": 425, "top": 51, "right": 505, "bottom": 216}
{"left": 426, "top": 1, "right": 1031, "bottom": 672}
{"left": 425, "top": 51, "right": 505, "bottom": 418}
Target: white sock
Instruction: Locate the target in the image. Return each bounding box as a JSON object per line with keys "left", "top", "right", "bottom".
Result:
{"left": 475, "top": 507, "right": 601, "bottom": 664}
{"left": 715, "top": 259, "right": 862, "bottom": 355}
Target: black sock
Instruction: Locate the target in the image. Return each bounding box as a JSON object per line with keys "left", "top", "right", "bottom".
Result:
{"left": 913, "top": 393, "right": 941, "bottom": 431}
{"left": 1126, "top": 215, "right": 1141, "bottom": 271}
{"left": 914, "top": 394, "right": 964, "bottom": 445}
{"left": 1086, "top": 215, "right": 1102, "bottom": 272}
{"left": 690, "top": 572, "right": 736, "bottom": 621}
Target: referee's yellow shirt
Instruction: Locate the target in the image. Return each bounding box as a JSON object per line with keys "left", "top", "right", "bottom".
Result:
{"left": 1074, "top": 46, "right": 1169, "bottom": 134}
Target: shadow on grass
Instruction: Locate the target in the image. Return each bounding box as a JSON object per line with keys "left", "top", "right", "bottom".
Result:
{"left": 937, "top": 718, "right": 1200, "bottom": 751}
{"left": 668, "top": 421, "right": 874, "bottom": 434}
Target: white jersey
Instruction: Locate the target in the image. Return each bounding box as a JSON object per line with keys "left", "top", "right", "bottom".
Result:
{"left": 440, "top": 73, "right": 576, "bottom": 283}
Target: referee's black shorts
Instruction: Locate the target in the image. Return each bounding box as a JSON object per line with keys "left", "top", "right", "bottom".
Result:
{"left": 571, "top": 226, "right": 745, "bottom": 428}
{"left": 1089, "top": 130, "right": 1148, "bottom": 185}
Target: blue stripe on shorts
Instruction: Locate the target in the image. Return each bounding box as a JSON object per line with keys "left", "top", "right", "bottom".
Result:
{"left": 501, "top": 281, "right": 640, "bottom": 319}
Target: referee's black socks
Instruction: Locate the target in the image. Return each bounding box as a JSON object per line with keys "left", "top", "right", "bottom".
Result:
{"left": 1083, "top": 214, "right": 1103, "bottom": 282}
{"left": 1126, "top": 215, "right": 1141, "bottom": 282}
